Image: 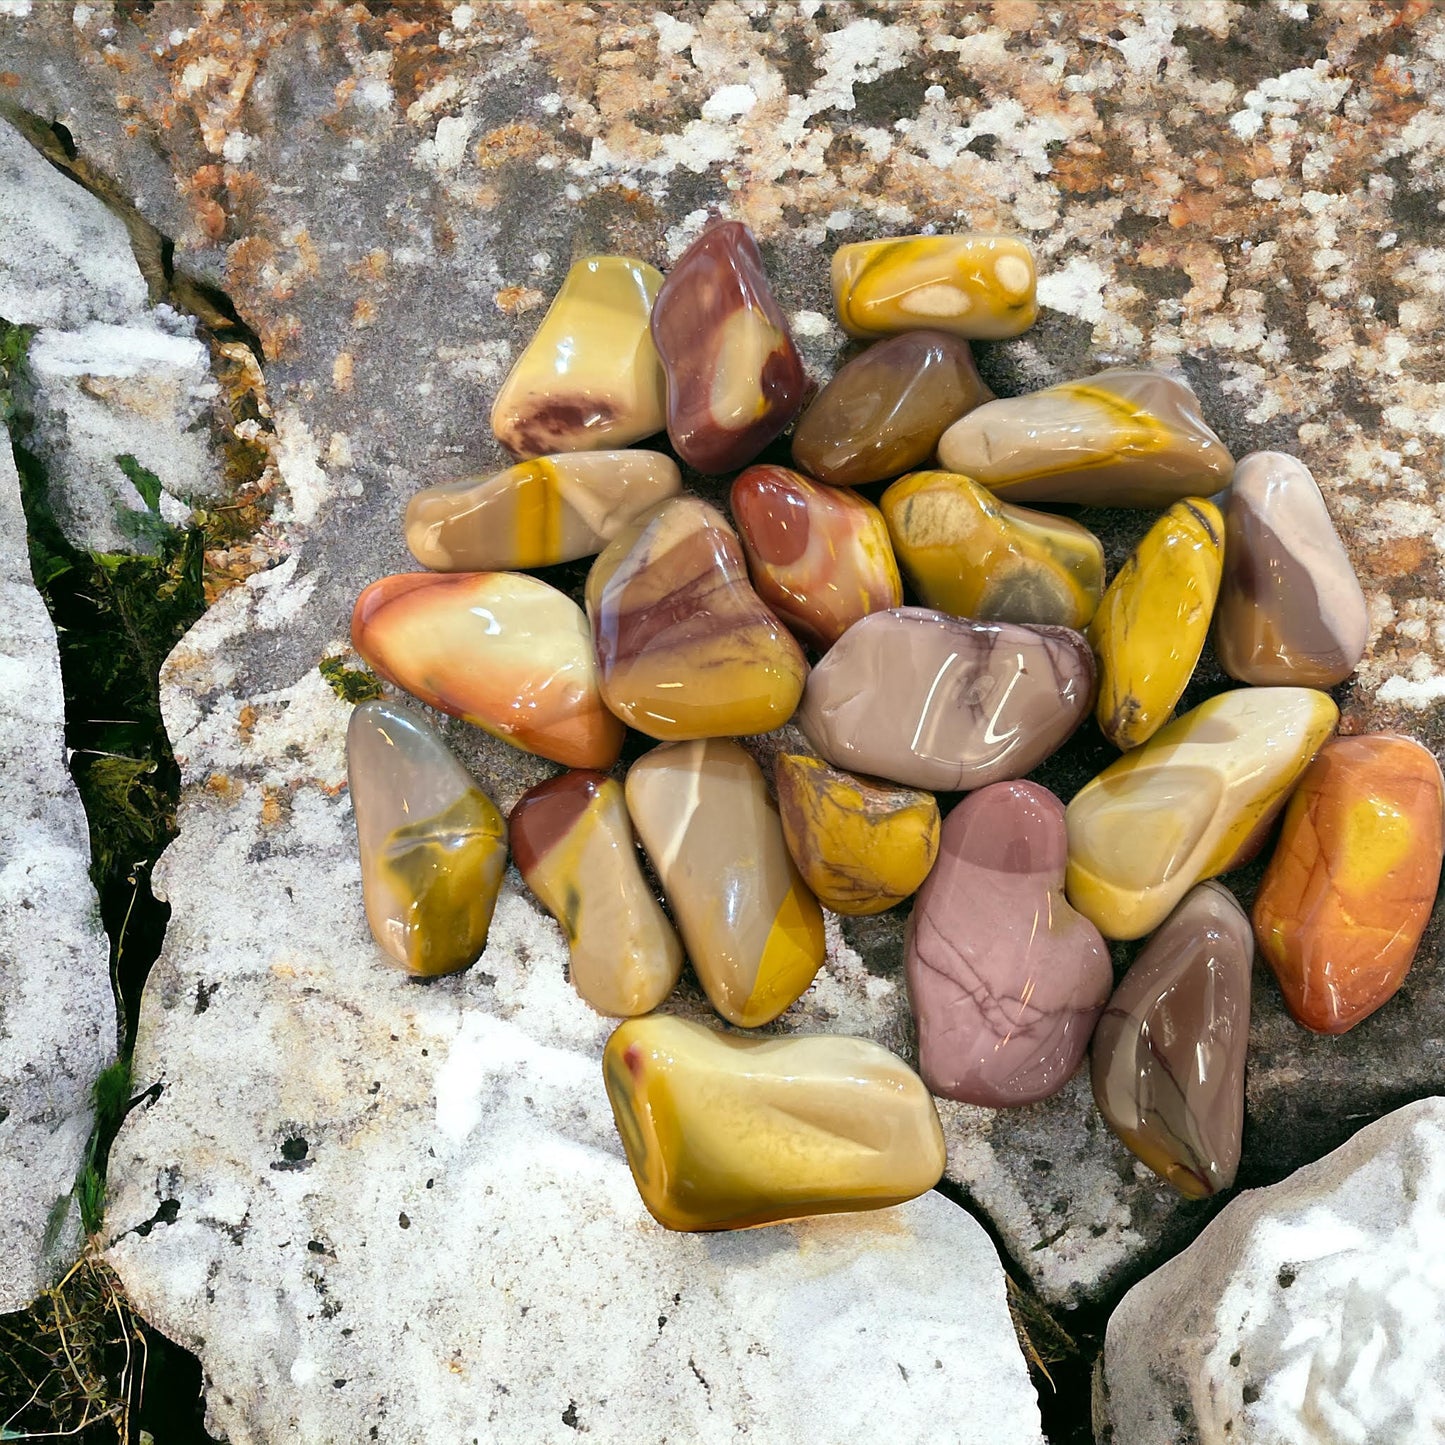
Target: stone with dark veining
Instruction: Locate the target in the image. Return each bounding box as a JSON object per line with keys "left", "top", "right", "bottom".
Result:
{"left": 906, "top": 781, "right": 1112, "bottom": 1106}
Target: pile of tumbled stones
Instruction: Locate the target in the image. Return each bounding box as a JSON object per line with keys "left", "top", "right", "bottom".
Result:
{"left": 345, "top": 222, "right": 1445, "bottom": 1231}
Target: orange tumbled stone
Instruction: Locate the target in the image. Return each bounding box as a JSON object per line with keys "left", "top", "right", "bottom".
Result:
{"left": 1254, "top": 733, "right": 1445, "bottom": 1034}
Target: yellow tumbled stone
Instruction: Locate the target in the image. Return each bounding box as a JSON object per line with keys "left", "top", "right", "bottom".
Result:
{"left": 1087, "top": 499, "right": 1225, "bottom": 750}
{"left": 880, "top": 468, "right": 1104, "bottom": 629}
{"left": 603, "top": 1015, "right": 947, "bottom": 1231}
{"left": 775, "top": 754, "right": 940, "bottom": 915}
{"left": 831, "top": 234, "right": 1038, "bottom": 341}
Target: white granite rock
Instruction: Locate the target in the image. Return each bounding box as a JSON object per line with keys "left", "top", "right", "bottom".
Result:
{"left": 0, "top": 429, "right": 114, "bottom": 1312}
{"left": 1100, "top": 1097, "right": 1445, "bottom": 1445}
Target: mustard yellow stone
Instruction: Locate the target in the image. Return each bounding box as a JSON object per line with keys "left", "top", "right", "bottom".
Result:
{"left": 774, "top": 754, "right": 940, "bottom": 915}
{"left": 831, "top": 234, "right": 1038, "bottom": 341}
{"left": 603, "top": 1015, "right": 947, "bottom": 1231}
{"left": 880, "top": 469, "right": 1104, "bottom": 629}
{"left": 1087, "top": 499, "right": 1225, "bottom": 750}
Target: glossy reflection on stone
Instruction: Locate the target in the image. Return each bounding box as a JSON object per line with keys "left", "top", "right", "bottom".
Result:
{"left": 730, "top": 465, "right": 902, "bottom": 651}
{"left": 937, "top": 368, "right": 1234, "bottom": 507}
{"left": 1066, "top": 687, "right": 1339, "bottom": 941}
{"left": 586, "top": 496, "right": 808, "bottom": 740}
{"left": 603, "top": 1014, "right": 946, "bottom": 1231}
{"left": 831, "top": 234, "right": 1038, "bottom": 340}
{"left": 1214, "top": 451, "right": 1370, "bottom": 688}
{"left": 1091, "top": 882, "right": 1253, "bottom": 1199}
{"left": 491, "top": 255, "right": 666, "bottom": 458}
{"left": 1087, "top": 498, "right": 1225, "bottom": 750}
{"left": 1254, "top": 734, "right": 1445, "bottom": 1035}
{"left": 510, "top": 771, "right": 683, "bottom": 1018}
{"left": 352, "top": 572, "right": 625, "bottom": 770}
{"left": 790, "top": 331, "right": 993, "bottom": 486}
{"left": 775, "top": 753, "right": 940, "bottom": 916}
{"left": 651, "top": 221, "right": 806, "bottom": 474}
{"left": 906, "top": 781, "right": 1111, "bottom": 1105}
{"left": 346, "top": 698, "right": 507, "bottom": 977}
{"left": 626, "top": 739, "right": 825, "bottom": 1028}
{"left": 799, "top": 607, "right": 1094, "bottom": 792}
{"left": 405, "top": 451, "right": 681, "bottom": 572}
{"left": 881, "top": 468, "right": 1105, "bottom": 630}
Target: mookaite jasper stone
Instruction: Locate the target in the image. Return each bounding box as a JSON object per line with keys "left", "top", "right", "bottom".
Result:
{"left": 346, "top": 699, "right": 507, "bottom": 977}
{"left": 774, "top": 753, "right": 940, "bottom": 916}
{"left": 1214, "top": 451, "right": 1370, "bottom": 688}
{"left": 586, "top": 496, "right": 808, "bottom": 740}
{"left": 730, "top": 465, "right": 901, "bottom": 651}
{"left": 603, "top": 1015, "right": 946, "bottom": 1231}
{"left": 1091, "top": 881, "right": 1253, "bottom": 1199}
{"left": 1066, "top": 687, "right": 1339, "bottom": 940}
{"left": 881, "top": 468, "right": 1105, "bottom": 630}
{"left": 1253, "top": 734, "right": 1445, "bottom": 1035}
{"left": 831, "top": 234, "right": 1038, "bottom": 340}
{"left": 1087, "top": 498, "right": 1225, "bottom": 750}
{"left": 937, "top": 368, "right": 1234, "bottom": 507}
{"left": 790, "top": 330, "right": 993, "bottom": 486}
{"left": 509, "top": 771, "right": 683, "bottom": 1018}
{"left": 798, "top": 607, "right": 1094, "bottom": 792}
{"left": 626, "top": 739, "right": 825, "bottom": 1028}
{"left": 906, "top": 781, "right": 1112, "bottom": 1105}
{"left": 650, "top": 221, "right": 806, "bottom": 473}
{"left": 404, "top": 450, "right": 681, "bottom": 571}
{"left": 491, "top": 255, "right": 665, "bottom": 458}
{"left": 352, "top": 572, "right": 625, "bottom": 770}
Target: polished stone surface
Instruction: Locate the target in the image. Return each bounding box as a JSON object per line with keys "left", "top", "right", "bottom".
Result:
{"left": 1091, "top": 882, "right": 1253, "bottom": 1199}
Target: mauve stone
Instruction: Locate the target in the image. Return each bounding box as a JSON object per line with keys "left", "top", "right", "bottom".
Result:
{"left": 905, "top": 781, "right": 1112, "bottom": 1106}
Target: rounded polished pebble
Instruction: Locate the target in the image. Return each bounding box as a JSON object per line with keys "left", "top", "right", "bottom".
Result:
{"left": 404, "top": 450, "right": 681, "bottom": 572}
{"left": 730, "top": 464, "right": 902, "bottom": 651}
{"left": 509, "top": 771, "right": 683, "bottom": 1018}
{"left": 790, "top": 330, "right": 993, "bottom": 486}
{"left": 774, "top": 752, "right": 940, "bottom": 915}
{"left": 1253, "top": 734, "right": 1445, "bottom": 1035}
{"left": 880, "top": 468, "right": 1105, "bottom": 630}
{"left": 1065, "top": 687, "right": 1339, "bottom": 941}
{"left": 905, "top": 781, "right": 1112, "bottom": 1105}
{"left": 351, "top": 571, "right": 625, "bottom": 770}
{"left": 346, "top": 699, "right": 507, "bottom": 977}
{"left": 937, "top": 367, "right": 1235, "bottom": 507}
{"left": 1087, "top": 498, "right": 1225, "bottom": 750}
{"left": 603, "top": 1014, "right": 946, "bottom": 1231}
{"left": 1090, "top": 881, "right": 1253, "bottom": 1199}
{"left": 798, "top": 606, "right": 1095, "bottom": 792}
{"left": 1213, "top": 451, "right": 1370, "bottom": 688}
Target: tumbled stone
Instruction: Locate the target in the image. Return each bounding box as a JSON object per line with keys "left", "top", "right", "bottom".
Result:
{"left": 880, "top": 468, "right": 1105, "bottom": 630}
{"left": 404, "top": 450, "right": 680, "bottom": 571}
{"left": 1253, "top": 733, "right": 1445, "bottom": 1035}
{"left": 352, "top": 571, "right": 625, "bottom": 770}
{"left": 1091, "top": 882, "right": 1253, "bottom": 1199}
{"left": 1066, "top": 688, "right": 1339, "bottom": 941}
{"left": 491, "top": 255, "right": 665, "bottom": 458}
{"left": 1088, "top": 498, "right": 1225, "bottom": 750}
{"left": 509, "top": 771, "right": 683, "bottom": 1018}
{"left": 831, "top": 234, "right": 1038, "bottom": 340}
{"left": 626, "top": 739, "right": 825, "bottom": 1028}
{"left": 1214, "top": 450, "right": 1370, "bottom": 688}
{"left": 906, "top": 781, "right": 1111, "bottom": 1106}
{"left": 650, "top": 221, "right": 806, "bottom": 473}
{"left": 586, "top": 496, "right": 808, "bottom": 740}
{"left": 346, "top": 698, "right": 507, "bottom": 977}
{"left": 774, "top": 753, "right": 940, "bottom": 916}
{"left": 790, "top": 330, "right": 993, "bottom": 486}
{"left": 730, "top": 464, "right": 901, "bottom": 651}
{"left": 798, "top": 606, "right": 1094, "bottom": 792}
{"left": 603, "top": 1014, "right": 946, "bottom": 1231}
{"left": 937, "top": 368, "right": 1234, "bottom": 507}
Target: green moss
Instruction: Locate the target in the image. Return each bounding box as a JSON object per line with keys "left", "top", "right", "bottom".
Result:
{"left": 320, "top": 652, "right": 384, "bottom": 703}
